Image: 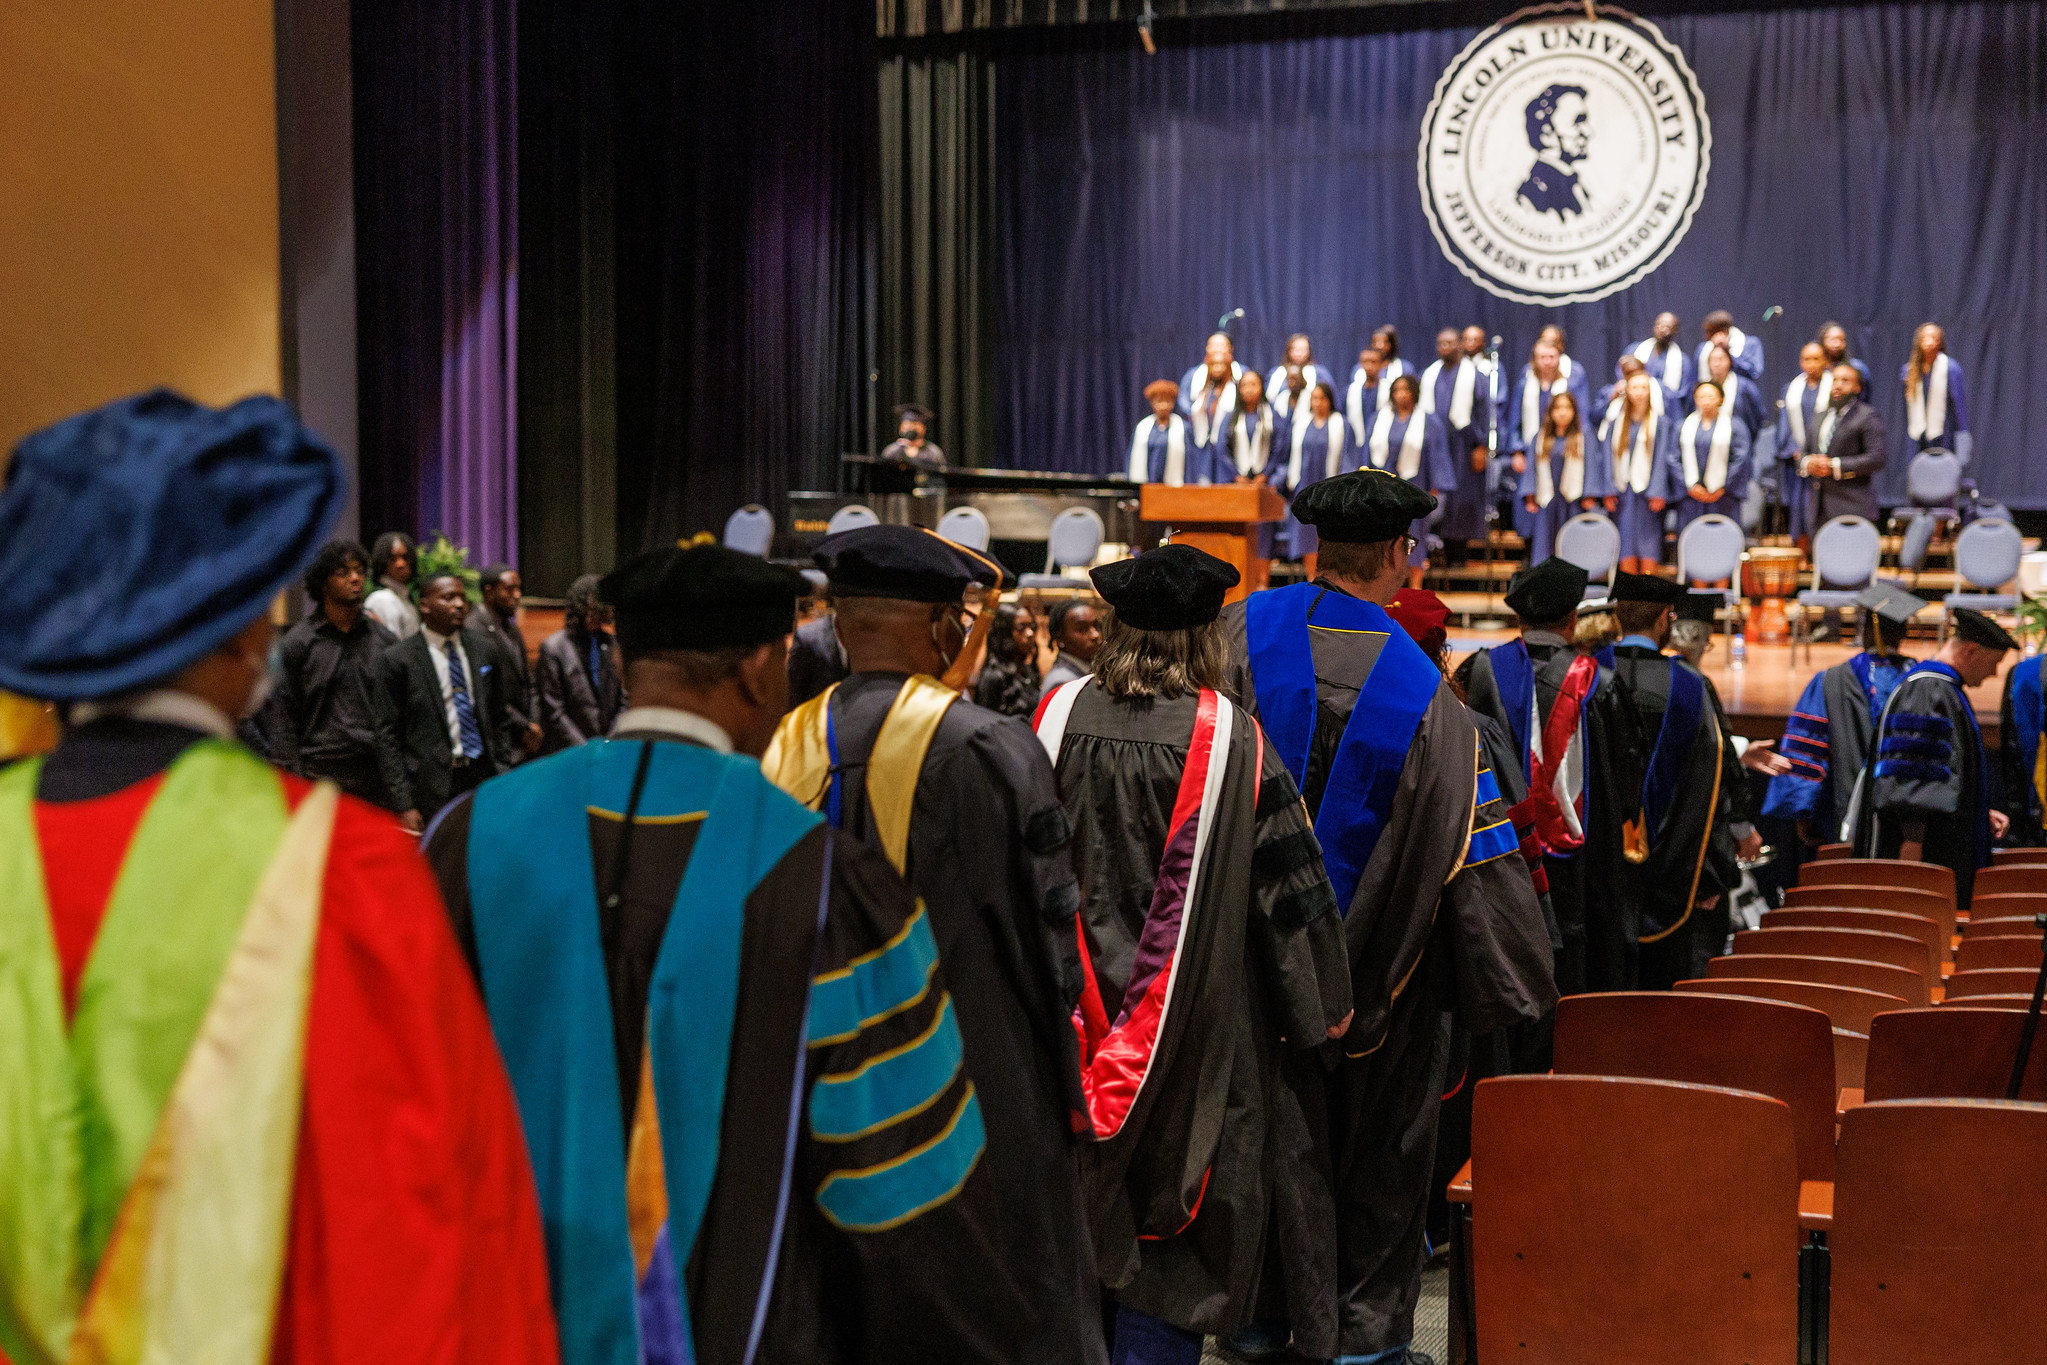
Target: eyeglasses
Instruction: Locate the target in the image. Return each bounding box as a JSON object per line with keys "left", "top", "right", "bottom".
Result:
{"left": 1397, "top": 534, "right": 1418, "bottom": 558}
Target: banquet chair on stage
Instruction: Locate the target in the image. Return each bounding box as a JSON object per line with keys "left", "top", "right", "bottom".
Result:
{"left": 936, "top": 504, "right": 992, "bottom": 551}
{"left": 1939, "top": 516, "right": 2022, "bottom": 641}
{"left": 1018, "top": 506, "right": 1104, "bottom": 589}
{"left": 721, "top": 504, "right": 775, "bottom": 556}
{"left": 824, "top": 503, "right": 879, "bottom": 535}
{"left": 1675, "top": 513, "right": 1747, "bottom": 658}
{"left": 1892, "top": 448, "right": 1966, "bottom": 573}
{"left": 1793, "top": 515, "right": 1880, "bottom": 662}
{"left": 1555, "top": 511, "right": 1619, "bottom": 599}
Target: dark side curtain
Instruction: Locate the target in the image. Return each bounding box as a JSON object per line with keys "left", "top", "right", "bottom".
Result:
{"left": 879, "top": 47, "right": 998, "bottom": 467}
{"left": 352, "top": 0, "right": 519, "bottom": 561}
{"left": 991, "top": 2, "right": 2047, "bottom": 508}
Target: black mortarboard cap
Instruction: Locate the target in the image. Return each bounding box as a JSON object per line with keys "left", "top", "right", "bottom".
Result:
{"left": 814, "top": 524, "right": 1003, "bottom": 603}
{"left": 601, "top": 542, "right": 809, "bottom": 654}
{"left": 1853, "top": 580, "right": 1931, "bottom": 627}
{"left": 1291, "top": 469, "right": 1437, "bottom": 543}
{"left": 1504, "top": 557, "right": 1589, "bottom": 624}
{"left": 1676, "top": 590, "right": 1722, "bottom": 625}
{"left": 1952, "top": 608, "right": 2019, "bottom": 653}
{"left": 1090, "top": 543, "right": 1239, "bottom": 631}
{"left": 1611, "top": 571, "right": 1688, "bottom": 606}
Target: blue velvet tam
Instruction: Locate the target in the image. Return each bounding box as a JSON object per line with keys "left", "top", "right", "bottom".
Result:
{"left": 0, "top": 389, "right": 347, "bottom": 700}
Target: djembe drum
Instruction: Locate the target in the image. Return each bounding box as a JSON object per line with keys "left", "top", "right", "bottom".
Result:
{"left": 1745, "top": 546, "right": 1803, "bottom": 643}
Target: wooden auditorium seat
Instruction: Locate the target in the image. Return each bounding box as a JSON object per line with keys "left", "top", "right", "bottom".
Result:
{"left": 1706, "top": 953, "right": 1930, "bottom": 1007}
{"left": 1672, "top": 976, "right": 1908, "bottom": 1035}
{"left": 1830, "top": 1101, "right": 2047, "bottom": 1362}
{"left": 1954, "top": 934, "right": 2044, "bottom": 973}
{"left": 1992, "top": 846, "right": 2047, "bottom": 864}
{"left": 1733, "top": 926, "right": 1934, "bottom": 983}
{"left": 1554, "top": 992, "right": 1838, "bottom": 1191}
{"left": 1797, "top": 857, "right": 1953, "bottom": 901}
{"left": 1813, "top": 842, "right": 1852, "bottom": 860}
{"left": 1472, "top": 1076, "right": 1800, "bottom": 1365}
{"left": 1864, "top": 1007, "right": 2047, "bottom": 1101}
{"left": 1942, "top": 968, "right": 2042, "bottom": 998}
{"left": 1759, "top": 907, "right": 1944, "bottom": 973}
{"left": 1961, "top": 915, "right": 2041, "bottom": 940}
{"left": 1966, "top": 890, "right": 2047, "bottom": 924}
{"left": 1972, "top": 863, "right": 2047, "bottom": 898}
{"left": 1781, "top": 883, "right": 1954, "bottom": 944}
{"left": 1833, "top": 1028, "right": 1868, "bottom": 1091}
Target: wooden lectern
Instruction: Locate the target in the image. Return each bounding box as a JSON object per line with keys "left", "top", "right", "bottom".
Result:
{"left": 1140, "top": 482, "right": 1288, "bottom": 604}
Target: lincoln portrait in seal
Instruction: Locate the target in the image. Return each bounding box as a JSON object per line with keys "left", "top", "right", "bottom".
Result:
{"left": 1517, "top": 83, "right": 1592, "bottom": 220}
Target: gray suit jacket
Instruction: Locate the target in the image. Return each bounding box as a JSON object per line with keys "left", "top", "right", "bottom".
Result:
{"left": 1809, "top": 398, "right": 1886, "bottom": 523}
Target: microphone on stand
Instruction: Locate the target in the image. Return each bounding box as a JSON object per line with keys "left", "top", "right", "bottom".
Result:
{"left": 1217, "top": 308, "right": 1245, "bottom": 336}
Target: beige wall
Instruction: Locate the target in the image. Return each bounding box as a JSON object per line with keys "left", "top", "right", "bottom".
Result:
{"left": 0, "top": 1, "right": 280, "bottom": 462}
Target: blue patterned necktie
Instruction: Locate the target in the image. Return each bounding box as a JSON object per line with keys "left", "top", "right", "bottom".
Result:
{"left": 447, "top": 639, "right": 483, "bottom": 759}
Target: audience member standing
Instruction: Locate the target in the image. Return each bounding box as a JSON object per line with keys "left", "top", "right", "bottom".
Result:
{"left": 379, "top": 570, "right": 512, "bottom": 830}
{"left": 275, "top": 539, "right": 402, "bottom": 808}
{"left": 363, "top": 531, "right": 421, "bottom": 639}
{"left": 975, "top": 600, "right": 1045, "bottom": 717}
{"left": 1043, "top": 597, "right": 1102, "bottom": 688}
{"left": 467, "top": 563, "right": 542, "bottom": 760}
{"left": 536, "top": 572, "right": 624, "bottom": 751}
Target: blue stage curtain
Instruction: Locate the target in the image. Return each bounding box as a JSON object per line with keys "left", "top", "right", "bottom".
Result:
{"left": 994, "top": 3, "right": 2047, "bottom": 508}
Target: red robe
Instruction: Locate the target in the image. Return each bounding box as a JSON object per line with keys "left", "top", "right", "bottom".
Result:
{"left": 28, "top": 771, "right": 559, "bottom": 1365}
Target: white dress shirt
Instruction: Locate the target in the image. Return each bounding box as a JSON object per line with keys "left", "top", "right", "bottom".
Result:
{"left": 609, "top": 706, "right": 735, "bottom": 754}
{"left": 420, "top": 625, "right": 479, "bottom": 756}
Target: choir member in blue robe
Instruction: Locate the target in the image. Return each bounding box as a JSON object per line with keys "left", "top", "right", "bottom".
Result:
{"left": 1179, "top": 332, "right": 1243, "bottom": 456}
{"left": 1273, "top": 380, "right": 1348, "bottom": 568}
{"left": 1703, "top": 342, "right": 1767, "bottom": 437}
{"left": 1775, "top": 343, "right": 1836, "bottom": 541}
{"left": 1129, "top": 379, "right": 1193, "bottom": 485}
{"left": 1519, "top": 391, "right": 1610, "bottom": 563}
{"left": 1818, "top": 322, "right": 1873, "bottom": 394}
{"left": 1604, "top": 369, "right": 1675, "bottom": 573}
{"left": 1764, "top": 581, "right": 1922, "bottom": 848}
{"left": 1851, "top": 609, "right": 2017, "bottom": 908}
{"left": 1372, "top": 325, "right": 1413, "bottom": 393}
{"left": 1902, "top": 323, "right": 1971, "bottom": 464}
{"left": 1507, "top": 336, "right": 1592, "bottom": 540}
{"left": 1696, "top": 309, "right": 1763, "bottom": 382}
{"left": 2000, "top": 641, "right": 2047, "bottom": 848}
{"left": 1422, "top": 328, "right": 1492, "bottom": 562}
{"left": 1621, "top": 311, "right": 1696, "bottom": 417}
{"left": 1223, "top": 371, "right": 1290, "bottom": 558}
{"left": 1460, "top": 324, "right": 1504, "bottom": 443}
{"left": 1346, "top": 345, "right": 1389, "bottom": 449}
{"left": 1595, "top": 354, "right": 1666, "bottom": 446}
{"left": 1666, "top": 379, "right": 1751, "bottom": 534}
{"left": 1361, "top": 373, "right": 1452, "bottom": 584}
{"left": 1267, "top": 333, "right": 1335, "bottom": 423}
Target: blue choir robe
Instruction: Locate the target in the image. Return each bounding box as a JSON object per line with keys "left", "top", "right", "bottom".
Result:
{"left": 1764, "top": 650, "right": 1914, "bottom": 841}
{"left": 1713, "top": 370, "right": 1768, "bottom": 441}
{"left": 1222, "top": 402, "right": 1290, "bottom": 556}
{"left": 2000, "top": 655, "right": 2047, "bottom": 847}
{"left": 1603, "top": 408, "right": 1676, "bottom": 564}
{"left": 1508, "top": 359, "right": 1593, "bottom": 538}
{"left": 1345, "top": 369, "right": 1387, "bottom": 448}
{"left": 1901, "top": 353, "right": 1971, "bottom": 462}
{"left": 1519, "top": 432, "right": 1614, "bottom": 562}
{"left": 1422, "top": 357, "right": 1492, "bottom": 542}
{"left": 1271, "top": 413, "right": 1346, "bottom": 557}
{"left": 1775, "top": 372, "right": 1836, "bottom": 540}
{"left": 1695, "top": 326, "right": 1764, "bottom": 383}
{"left": 1359, "top": 408, "right": 1452, "bottom": 567}
{"left": 1129, "top": 412, "right": 1192, "bottom": 485}
{"left": 1178, "top": 362, "right": 1243, "bottom": 452}
{"left": 1266, "top": 362, "right": 1335, "bottom": 421}
{"left": 1620, "top": 338, "right": 1696, "bottom": 416}
{"left": 1665, "top": 412, "right": 1752, "bottom": 532}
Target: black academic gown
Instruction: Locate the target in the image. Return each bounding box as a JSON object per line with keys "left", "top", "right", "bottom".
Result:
{"left": 1220, "top": 586, "right": 1555, "bottom": 1357}
{"left": 821, "top": 674, "right": 1108, "bottom": 1365}
{"left": 426, "top": 728, "right": 1034, "bottom": 1364}
{"left": 1455, "top": 633, "right": 1645, "bottom": 997}
{"left": 1854, "top": 664, "right": 1995, "bottom": 908}
{"left": 1048, "top": 683, "right": 1351, "bottom": 1353}
{"left": 1610, "top": 643, "right": 1730, "bottom": 989}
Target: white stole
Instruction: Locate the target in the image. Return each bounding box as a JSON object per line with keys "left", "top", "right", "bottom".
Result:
{"left": 1612, "top": 411, "right": 1658, "bottom": 494}
{"left": 1420, "top": 358, "right": 1476, "bottom": 430}
{"left": 1700, "top": 327, "right": 1750, "bottom": 374}
{"left": 1232, "top": 404, "right": 1274, "bottom": 478}
{"left": 1907, "top": 352, "right": 1951, "bottom": 440}
{"left": 1130, "top": 414, "right": 1187, "bottom": 485}
{"left": 1534, "top": 435, "right": 1584, "bottom": 508}
{"left": 1601, "top": 380, "right": 1663, "bottom": 443}
{"left": 1287, "top": 414, "right": 1345, "bottom": 490}
{"left": 1520, "top": 369, "right": 1567, "bottom": 444}
{"left": 1347, "top": 372, "right": 1389, "bottom": 446}
{"left": 1784, "top": 372, "right": 1833, "bottom": 449}
{"left": 1633, "top": 338, "right": 1683, "bottom": 392}
{"left": 1681, "top": 411, "right": 1733, "bottom": 491}
{"left": 1268, "top": 363, "right": 1323, "bottom": 418}
{"left": 1189, "top": 373, "right": 1238, "bottom": 447}
{"left": 1369, "top": 408, "right": 1427, "bottom": 480}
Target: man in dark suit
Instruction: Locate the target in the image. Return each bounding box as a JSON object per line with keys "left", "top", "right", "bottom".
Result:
{"left": 1800, "top": 363, "right": 1888, "bottom": 529}
{"left": 379, "top": 570, "right": 511, "bottom": 830}
{"left": 535, "top": 572, "right": 625, "bottom": 751}
{"left": 467, "top": 563, "right": 542, "bottom": 762}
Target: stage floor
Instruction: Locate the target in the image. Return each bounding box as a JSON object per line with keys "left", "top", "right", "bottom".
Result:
{"left": 1446, "top": 632, "right": 2014, "bottom": 743}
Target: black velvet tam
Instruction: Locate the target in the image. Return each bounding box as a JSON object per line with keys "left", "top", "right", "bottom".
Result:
{"left": 1090, "top": 543, "right": 1240, "bottom": 631}
{"left": 601, "top": 542, "right": 809, "bottom": 652}
{"left": 813, "top": 524, "right": 1004, "bottom": 602}
{"left": 1504, "top": 557, "right": 1589, "bottom": 623}
{"left": 1291, "top": 469, "right": 1437, "bottom": 543}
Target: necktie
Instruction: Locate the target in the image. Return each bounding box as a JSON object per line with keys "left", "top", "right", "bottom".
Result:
{"left": 447, "top": 639, "right": 483, "bottom": 759}
{"left": 587, "top": 636, "right": 603, "bottom": 690}
{"left": 1818, "top": 409, "right": 1839, "bottom": 455}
